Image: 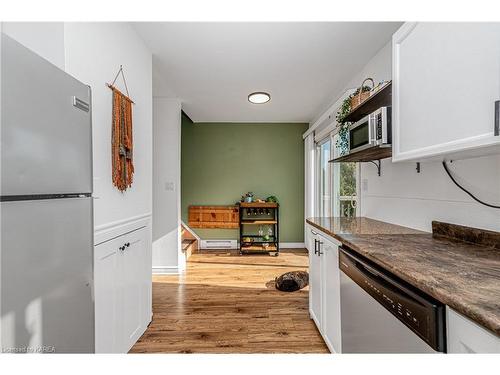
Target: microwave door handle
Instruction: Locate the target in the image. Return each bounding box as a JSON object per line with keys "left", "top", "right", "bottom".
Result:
{"left": 368, "top": 114, "right": 374, "bottom": 144}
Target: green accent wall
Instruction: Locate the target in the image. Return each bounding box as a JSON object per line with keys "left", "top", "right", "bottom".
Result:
{"left": 181, "top": 114, "right": 307, "bottom": 242}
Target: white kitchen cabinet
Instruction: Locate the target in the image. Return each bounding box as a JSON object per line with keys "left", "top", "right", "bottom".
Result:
{"left": 94, "top": 234, "right": 120, "bottom": 353}
{"left": 447, "top": 307, "right": 500, "bottom": 353}
{"left": 392, "top": 22, "right": 500, "bottom": 162}
{"left": 307, "top": 226, "right": 322, "bottom": 328}
{"left": 94, "top": 226, "right": 152, "bottom": 353}
{"left": 306, "top": 224, "right": 342, "bottom": 353}
{"left": 321, "top": 235, "right": 342, "bottom": 354}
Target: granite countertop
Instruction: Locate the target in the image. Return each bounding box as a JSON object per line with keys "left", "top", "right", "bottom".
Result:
{"left": 306, "top": 217, "right": 500, "bottom": 337}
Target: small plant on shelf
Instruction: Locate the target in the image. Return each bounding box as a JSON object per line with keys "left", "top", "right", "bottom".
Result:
{"left": 335, "top": 85, "right": 372, "bottom": 156}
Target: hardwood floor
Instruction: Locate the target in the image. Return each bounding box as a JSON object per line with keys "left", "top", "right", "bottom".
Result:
{"left": 130, "top": 249, "right": 329, "bottom": 353}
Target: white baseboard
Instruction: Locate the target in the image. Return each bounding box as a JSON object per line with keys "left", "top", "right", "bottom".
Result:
{"left": 198, "top": 240, "right": 305, "bottom": 250}
{"left": 201, "top": 239, "right": 238, "bottom": 249}
{"left": 152, "top": 266, "right": 181, "bottom": 275}
{"left": 280, "top": 242, "right": 305, "bottom": 249}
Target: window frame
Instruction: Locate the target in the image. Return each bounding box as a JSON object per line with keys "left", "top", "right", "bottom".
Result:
{"left": 315, "top": 136, "right": 333, "bottom": 218}
{"left": 315, "top": 131, "right": 361, "bottom": 218}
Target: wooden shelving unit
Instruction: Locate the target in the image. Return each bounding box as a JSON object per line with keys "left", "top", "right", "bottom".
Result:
{"left": 330, "top": 81, "right": 393, "bottom": 173}
{"left": 332, "top": 145, "right": 392, "bottom": 163}
{"left": 238, "top": 202, "right": 279, "bottom": 256}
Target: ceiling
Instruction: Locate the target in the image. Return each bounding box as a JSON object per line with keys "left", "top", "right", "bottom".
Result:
{"left": 132, "top": 22, "right": 401, "bottom": 123}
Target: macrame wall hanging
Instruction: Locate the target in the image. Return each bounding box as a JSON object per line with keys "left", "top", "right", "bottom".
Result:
{"left": 107, "top": 65, "right": 135, "bottom": 192}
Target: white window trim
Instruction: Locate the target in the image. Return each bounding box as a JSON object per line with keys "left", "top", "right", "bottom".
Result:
{"left": 315, "top": 136, "right": 333, "bottom": 217}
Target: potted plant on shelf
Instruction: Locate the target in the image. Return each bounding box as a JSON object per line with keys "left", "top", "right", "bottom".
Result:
{"left": 335, "top": 79, "right": 374, "bottom": 156}
{"left": 242, "top": 192, "right": 254, "bottom": 203}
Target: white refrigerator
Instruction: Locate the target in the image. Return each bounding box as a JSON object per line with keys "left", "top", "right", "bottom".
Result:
{"left": 1, "top": 33, "right": 94, "bottom": 353}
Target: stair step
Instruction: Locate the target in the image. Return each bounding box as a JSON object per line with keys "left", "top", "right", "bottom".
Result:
{"left": 182, "top": 239, "right": 196, "bottom": 251}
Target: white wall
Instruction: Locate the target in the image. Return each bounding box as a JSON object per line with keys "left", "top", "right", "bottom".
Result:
{"left": 315, "top": 40, "right": 500, "bottom": 232}
{"left": 152, "top": 97, "right": 182, "bottom": 272}
{"left": 2, "top": 22, "right": 186, "bottom": 270}
{"left": 63, "top": 23, "right": 153, "bottom": 231}
{"left": 362, "top": 154, "right": 500, "bottom": 232}
{"left": 1, "top": 22, "right": 65, "bottom": 69}
{"left": 3, "top": 22, "right": 154, "bottom": 235}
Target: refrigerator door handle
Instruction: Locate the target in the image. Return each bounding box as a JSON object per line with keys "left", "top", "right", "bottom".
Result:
{"left": 73, "top": 96, "right": 90, "bottom": 112}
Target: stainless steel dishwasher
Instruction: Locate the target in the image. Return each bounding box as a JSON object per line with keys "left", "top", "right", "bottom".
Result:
{"left": 339, "top": 247, "right": 446, "bottom": 353}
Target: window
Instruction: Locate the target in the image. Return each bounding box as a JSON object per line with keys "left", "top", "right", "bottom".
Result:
{"left": 333, "top": 162, "right": 358, "bottom": 218}
{"left": 317, "top": 139, "right": 332, "bottom": 217}
{"left": 314, "top": 134, "right": 359, "bottom": 219}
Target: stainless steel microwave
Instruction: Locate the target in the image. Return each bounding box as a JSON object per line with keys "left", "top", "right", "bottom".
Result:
{"left": 349, "top": 106, "right": 392, "bottom": 154}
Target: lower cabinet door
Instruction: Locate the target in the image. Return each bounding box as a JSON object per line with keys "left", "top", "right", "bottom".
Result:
{"left": 119, "top": 227, "right": 147, "bottom": 352}
{"left": 322, "top": 236, "right": 342, "bottom": 353}
{"left": 95, "top": 226, "right": 150, "bottom": 353}
{"left": 447, "top": 307, "right": 500, "bottom": 353}
{"left": 308, "top": 228, "right": 322, "bottom": 328}
{"left": 94, "top": 237, "right": 121, "bottom": 353}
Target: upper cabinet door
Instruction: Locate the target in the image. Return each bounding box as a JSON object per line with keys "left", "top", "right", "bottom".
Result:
{"left": 392, "top": 23, "right": 500, "bottom": 162}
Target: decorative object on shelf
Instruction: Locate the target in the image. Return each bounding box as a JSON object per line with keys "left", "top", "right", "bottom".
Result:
{"left": 275, "top": 271, "right": 309, "bottom": 292}
{"left": 350, "top": 77, "right": 374, "bottom": 110}
{"left": 242, "top": 237, "right": 253, "bottom": 244}
{"left": 372, "top": 80, "right": 390, "bottom": 94}
{"left": 107, "top": 65, "right": 135, "bottom": 192}
{"left": 243, "top": 192, "right": 254, "bottom": 203}
{"left": 266, "top": 195, "right": 278, "bottom": 203}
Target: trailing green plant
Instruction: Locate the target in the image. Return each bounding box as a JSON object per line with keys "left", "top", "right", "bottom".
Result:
{"left": 335, "top": 85, "right": 372, "bottom": 155}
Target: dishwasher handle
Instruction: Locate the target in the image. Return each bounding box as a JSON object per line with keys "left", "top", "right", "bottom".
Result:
{"left": 339, "top": 247, "right": 431, "bottom": 307}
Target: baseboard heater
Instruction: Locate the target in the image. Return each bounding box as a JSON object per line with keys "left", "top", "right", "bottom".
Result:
{"left": 200, "top": 239, "right": 237, "bottom": 249}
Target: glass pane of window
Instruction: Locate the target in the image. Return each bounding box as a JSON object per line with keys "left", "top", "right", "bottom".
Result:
{"left": 318, "top": 141, "right": 331, "bottom": 217}
{"left": 337, "top": 162, "right": 357, "bottom": 218}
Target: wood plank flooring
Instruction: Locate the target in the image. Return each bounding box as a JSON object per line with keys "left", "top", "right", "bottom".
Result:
{"left": 130, "top": 250, "right": 328, "bottom": 353}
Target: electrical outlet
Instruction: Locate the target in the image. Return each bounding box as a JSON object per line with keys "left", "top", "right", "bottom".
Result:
{"left": 164, "top": 182, "right": 175, "bottom": 191}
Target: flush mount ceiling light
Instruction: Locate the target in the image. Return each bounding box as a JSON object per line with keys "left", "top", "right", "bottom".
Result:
{"left": 248, "top": 92, "right": 271, "bottom": 104}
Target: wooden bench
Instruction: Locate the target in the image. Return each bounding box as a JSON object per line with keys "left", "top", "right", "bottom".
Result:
{"left": 188, "top": 205, "right": 239, "bottom": 229}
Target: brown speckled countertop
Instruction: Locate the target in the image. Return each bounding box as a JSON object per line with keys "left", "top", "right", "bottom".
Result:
{"left": 306, "top": 217, "right": 500, "bottom": 337}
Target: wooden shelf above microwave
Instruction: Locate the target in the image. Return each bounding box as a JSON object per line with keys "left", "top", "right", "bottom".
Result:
{"left": 330, "top": 146, "right": 392, "bottom": 163}
{"left": 344, "top": 81, "right": 392, "bottom": 123}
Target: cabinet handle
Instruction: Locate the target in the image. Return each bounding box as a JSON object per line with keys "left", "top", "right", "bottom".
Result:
{"left": 119, "top": 245, "right": 125, "bottom": 252}
{"left": 317, "top": 241, "right": 324, "bottom": 256}
{"left": 314, "top": 239, "right": 318, "bottom": 255}
{"left": 125, "top": 242, "right": 130, "bottom": 247}
{"left": 495, "top": 100, "right": 499, "bottom": 136}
